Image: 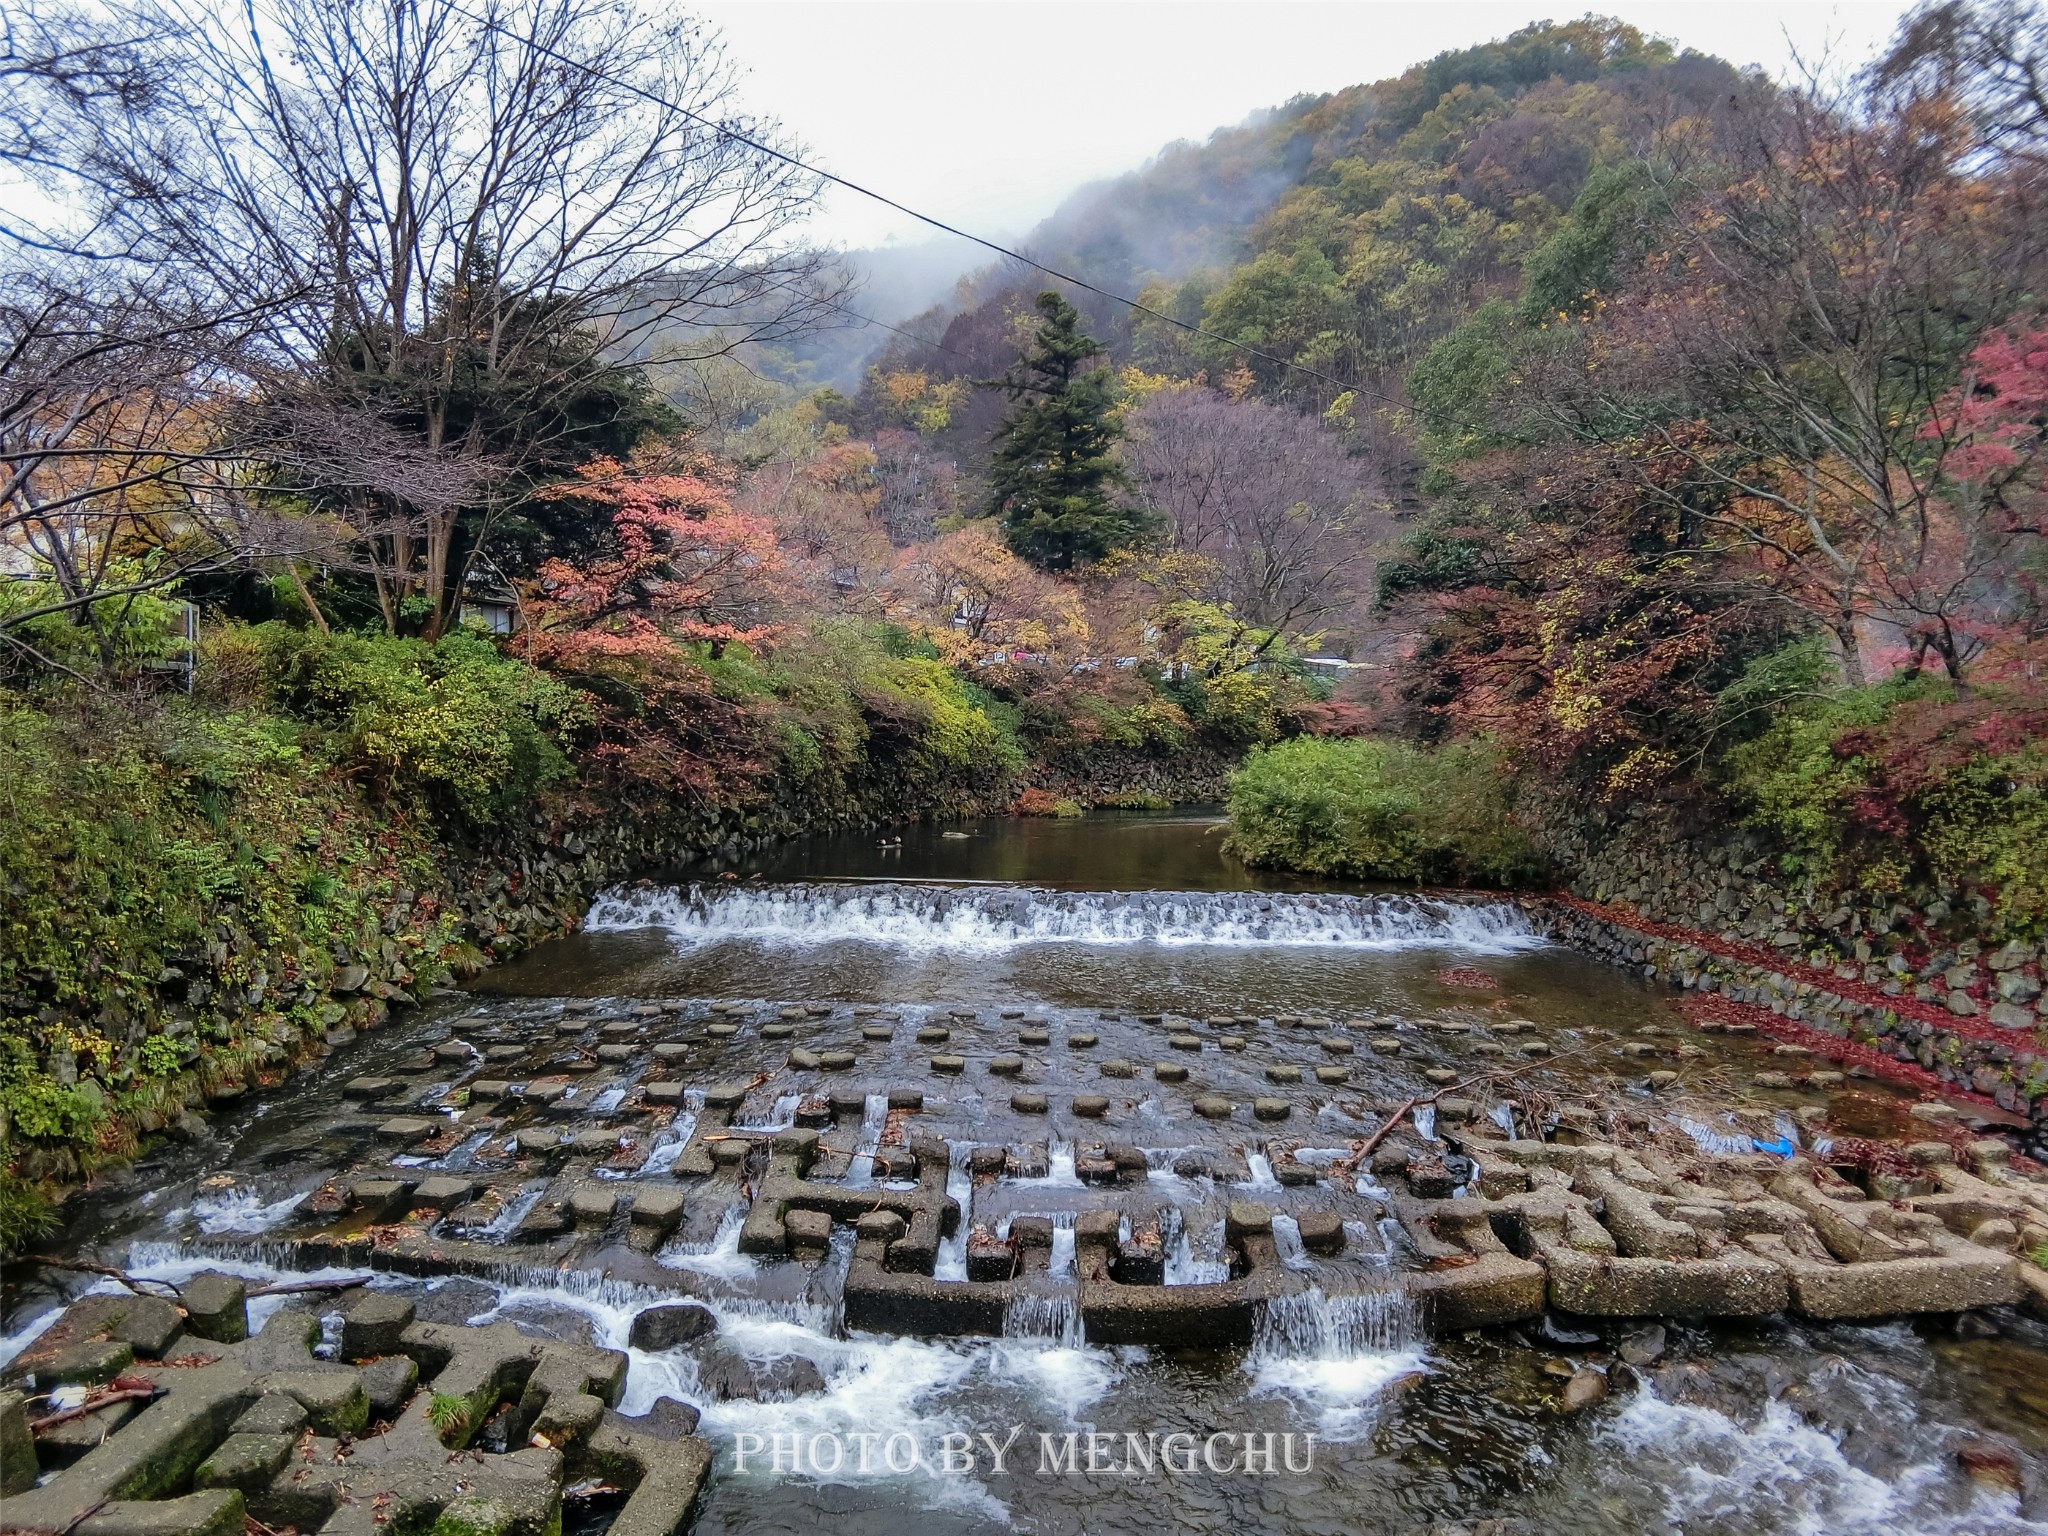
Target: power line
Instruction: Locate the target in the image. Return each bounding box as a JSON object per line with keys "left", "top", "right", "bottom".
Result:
{"left": 446, "top": 0, "right": 1425, "bottom": 415}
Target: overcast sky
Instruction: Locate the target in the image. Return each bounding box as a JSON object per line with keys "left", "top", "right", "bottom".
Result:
{"left": 697, "top": 0, "right": 1918, "bottom": 255}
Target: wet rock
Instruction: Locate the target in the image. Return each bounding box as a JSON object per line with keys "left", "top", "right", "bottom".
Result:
{"left": 931, "top": 1055, "right": 965, "bottom": 1074}
{"left": 618, "top": 1396, "right": 701, "bottom": 1441}
{"left": 1068, "top": 1033, "right": 1097, "bottom": 1049}
{"left": 1100, "top": 1059, "right": 1136, "bottom": 1078}
{"left": 1297, "top": 1212, "right": 1346, "bottom": 1255}
{"left": 1646, "top": 1071, "right": 1679, "bottom": 1091}
{"left": 786, "top": 1048, "right": 820, "bottom": 1071}
{"left": 698, "top": 1353, "right": 826, "bottom": 1403}
{"left": 1957, "top": 1437, "right": 2022, "bottom": 1494}
{"left": 1253, "top": 1098, "right": 1291, "bottom": 1122}
{"left": 1011, "top": 1092, "right": 1048, "bottom": 1114}
{"left": 1266, "top": 1065, "right": 1302, "bottom": 1084}
{"left": 1560, "top": 1369, "right": 1608, "bottom": 1412}
{"left": 1315, "top": 1065, "right": 1350, "bottom": 1084}
{"left": 628, "top": 1306, "right": 718, "bottom": 1356}
{"left": 1154, "top": 1062, "right": 1189, "bottom": 1083}
{"left": 1618, "top": 1324, "right": 1667, "bottom": 1366}
{"left": 1536, "top": 1313, "right": 1602, "bottom": 1348}
{"left": 785, "top": 1209, "right": 833, "bottom": 1258}
{"left": 1194, "top": 1096, "right": 1234, "bottom": 1120}
{"left": 1070, "top": 1095, "right": 1109, "bottom": 1118}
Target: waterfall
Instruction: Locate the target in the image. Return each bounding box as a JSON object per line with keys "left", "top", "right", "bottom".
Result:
{"left": 1252, "top": 1286, "right": 1418, "bottom": 1360}
{"left": 584, "top": 882, "right": 1545, "bottom": 953}
{"left": 1002, "top": 1291, "right": 1084, "bottom": 1347}
{"left": 933, "top": 1140, "right": 974, "bottom": 1282}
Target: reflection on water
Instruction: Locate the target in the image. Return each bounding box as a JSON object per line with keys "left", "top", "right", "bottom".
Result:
{"left": 11, "top": 812, "right": 2048, "bottom": 1536}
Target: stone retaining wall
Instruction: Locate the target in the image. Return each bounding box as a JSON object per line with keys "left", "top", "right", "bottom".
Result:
{"left": 1530, "top": 802, "right": 2048, "bottom": 1151}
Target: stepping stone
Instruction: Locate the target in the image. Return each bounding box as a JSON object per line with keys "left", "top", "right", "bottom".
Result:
{"left": 989, "top": 1056, "right": 1025, "bottom": 1077}
{"left": 597, "top": 1043, "right": 636, "bottom": 1061}
{"left": 1220, "top": 1036, "right": 1246, "bottom": 1052}
{"left": 339, "top": 1292, "right": 416, "bottom": 1358}
{"left": 375, "top": 1117, "right": 437, "bottom": 1143}
{"left": 1193, "top": 1096, "right": 1233, "bottom": 1120}
{"left": 918, "top": 1026, "right": 952, "bottom": 1044}
{"left": 412, "top": 1176, "right": 474, "bottom": 1211}
{"left": 1425, "top": 1068, "right": 1459, "bottom": 1086}
{"left": 932, "top": 1055, "right": 966, "bottom": 1074}
{"left": 469, "top": 1079, "right": 512, "bottom": 1102}
{"left": 602, "top": 1021, "right": 640, "bottom": 1037}
{"left": 343, "top": 1077, "right": 394, "bottom": 1100}
{"left": 1318, "top": 1036, "right": 1354, "bottom": 1055}
{"left": 863, "top": 1025, "right": 895, "bottom": 1041}
{"left": 1296, "top": 1211, "right": 1346, "bottom": 1255}
{"left": 1068, "top": 1033, "right": 1098, "bottom": 1049}
{"left": 1473, "top": 1041, "right": 1509, "bottom": 1056}
{"left": 653, "top": 1043, "right": 692, "bottom": 1061}
{"left": 888, "top": 1088, "right": 923, "bottom": 1109}
{"left": 1266, "top": 1064, "right": 1303, "bottom": 1084}
{"left": 785, "top": 1046, "right": 821, "bottom": 1070}
{"left": 818, "top": 1051, "right": 856, "bottom": 1071}
{"left": 1101, "top": 1059, "right": 1136, "bottom": 1079}
{"left": 1647, "top": 1070, "right": 1680, "bottom": 1090}
{"left": 1012, "top": 1093, "right": 1049, "bottom": 1114}
{"left": 643, "top": 1082, "right": 686, "bottom": 1105}
{"left": 703, "top": 1083, "right": 750, "bottom": 1109}
{"left": 1071, "top": 1095, "right": 1109, "bottom": 1118}
{"left": 760, "top": 1023, "right": 794, "bottom": 1040}
{"left": 1368, "top": 1039, "right": 1401, "bottom": 1055}
{"left": 1315, "top": 1065, "right": 1350, "bottom": 1085}
{"left": 1168, "top": 1034, "right": 1203, "bottom": 1051}
{"left": 1252, "top": 1097, "right": 1290, "bottom": 1121}
{"left": 785, "top": 1209, "right": 832, "bottom": 1257}
{"left": 1154, "top": 1062, "right": 1189, "bottom": 1083}
{"left": 707, "top": 1022, "right": 740, "bottom": 1038}
{"left": 1518, "top": 1040, "right": 1552, "bottom": 1056}
{"left": 486, "top": 1045, "right": 526, "bottom": 1062}
{"left": 1019, "top": 1029, "right": 1050, "bottom": 1046}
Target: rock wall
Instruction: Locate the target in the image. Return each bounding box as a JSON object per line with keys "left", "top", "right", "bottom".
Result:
{"left": 1534, "top": 802, "right": 2048, "bottom": 1150}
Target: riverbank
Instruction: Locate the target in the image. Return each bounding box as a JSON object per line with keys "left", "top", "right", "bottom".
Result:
{"left": 0, "top": 628, "right": 1262, "bottom": 1243}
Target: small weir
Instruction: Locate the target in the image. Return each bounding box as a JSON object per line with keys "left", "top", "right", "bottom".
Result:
{"left": 8, "top": 819, "right": 2042, "bottom": 1536}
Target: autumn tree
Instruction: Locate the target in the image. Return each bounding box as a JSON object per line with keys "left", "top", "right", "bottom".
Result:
{"left": 81, "top": 0, "right": 839, "bottom": 638}
{"left": 983, "top": 291, "right": 1152, "bottom": 571}
{"left": 885, "top": 521, "right": 1088, "bottom": 660}
{"left": 532, "top": 451, "right": 791, "bottom": 659}
{"left": 1123, "top": 385, "right": 1387, "bottom": 640}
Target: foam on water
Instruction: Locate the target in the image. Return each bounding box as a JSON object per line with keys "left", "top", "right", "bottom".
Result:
{"left": 1247, "top": 1287, "right": 1426, "bottom": 1439}
{"left": 0, "top": 1306, "right": 60, "bottom": 1371}
{"left": 1600, "top": 1388, "right": 2047, "bottom": 1536}
{"left": 586, "top": 882, "right": 1545, "bottom": 954}
{"left": 187, "top": 1184, "right": 312, "bottom": 1236}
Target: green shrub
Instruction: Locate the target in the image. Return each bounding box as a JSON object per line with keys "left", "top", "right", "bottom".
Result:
{"left": 1224, "top": 735, "right": 1544, "bottom": 886}
{"left": 254, "top": 625, "right": 588, "bottom": 821}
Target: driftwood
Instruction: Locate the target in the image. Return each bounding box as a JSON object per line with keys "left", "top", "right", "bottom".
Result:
{"left": 28, "top": 1383, "right": 160, "bottom": 1433}
{"left": 246, "top": 1275, "right": 372, "bottom": 1297}
{"left": 22, "top": 1257, "right": 181, "bottom": 1299}
{"left": 1337, "top": 1049, "right": 1589, "bottom": 1178}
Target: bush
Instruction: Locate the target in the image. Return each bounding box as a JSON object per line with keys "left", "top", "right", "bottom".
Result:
{"left": 1224, "top": 735, "right": 1544, "bottom": 886}
{"left": 250, "top": 625, "right": 588, "bottom": 821}
{"left": 1721, "top": 668, "right": 2048, "bottom": 928}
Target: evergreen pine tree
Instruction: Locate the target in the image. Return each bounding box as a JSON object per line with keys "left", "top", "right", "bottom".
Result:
{"left": 983, "top": 291, "right": 1153, "bottom": 570}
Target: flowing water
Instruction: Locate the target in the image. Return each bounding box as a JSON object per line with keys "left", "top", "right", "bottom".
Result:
{"left": 8, "top": 811, "right": 2047, "bottom": 1534}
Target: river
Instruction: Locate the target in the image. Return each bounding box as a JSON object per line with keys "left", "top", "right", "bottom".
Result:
{"left": 5, "top": 811, "right": 2045, "bottom": 1534}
